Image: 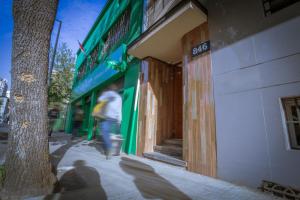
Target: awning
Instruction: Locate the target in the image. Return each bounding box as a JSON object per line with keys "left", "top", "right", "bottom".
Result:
{"left": 128, "top": 1, "right": 207, "bottom": 64}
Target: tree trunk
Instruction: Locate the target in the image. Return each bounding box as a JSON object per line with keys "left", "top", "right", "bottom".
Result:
{"left": 1, "top": 0, "right": 58, "bottom": 199}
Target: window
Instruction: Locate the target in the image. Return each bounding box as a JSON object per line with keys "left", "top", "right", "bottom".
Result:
{"left": 282, "top": 97, "right": 300, "bottom": 150}
{"left": 144, "top": 0, "right": 166, "bottom": 29}
{"left": 75, "top": 8, "right": 131, "bottom": 81}
{"left": 77, "top": 59, "right": 87, "bottom": 82}
{"left": 100, "top": 8, "right": 131, "bottom": 57}
{"left": 90, "top": 45, "right": 99, "bottom": 70}
{"left": 262, "top": 0, "right": 300, "bottom": 16}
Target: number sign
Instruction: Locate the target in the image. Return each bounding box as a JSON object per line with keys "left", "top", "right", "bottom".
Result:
{"left": 192, "top": 41, "right": 210, "bottom": 57}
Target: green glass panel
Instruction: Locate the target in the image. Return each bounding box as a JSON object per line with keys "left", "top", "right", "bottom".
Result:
{"left": 121, "top": 87, "right": 135, "bottom": 152}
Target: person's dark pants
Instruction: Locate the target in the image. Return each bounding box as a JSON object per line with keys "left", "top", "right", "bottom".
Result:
{"left": 99, "top": 118, "right": 120, "bottom": 153}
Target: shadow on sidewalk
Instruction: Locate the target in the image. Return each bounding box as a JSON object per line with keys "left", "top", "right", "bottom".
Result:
{"left": 45, "top": 160, "right": 107, "bottom": 200}
{"left": 87, "top": 141, "right": 105, "bottom": 155}
{"left": 119, "top": 157, "right": 191, "bottom": 200}
{"left": 50, "top": 136, "right": 83, "bottom": 170}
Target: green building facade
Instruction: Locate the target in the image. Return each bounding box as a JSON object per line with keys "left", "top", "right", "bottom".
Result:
{"left": 65, "top": 0, "right": 143, "bottom": 154}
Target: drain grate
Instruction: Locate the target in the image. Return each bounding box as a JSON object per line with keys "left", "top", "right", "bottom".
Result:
{"left": 261, "top": 180, "right": 300, "bottom": 200}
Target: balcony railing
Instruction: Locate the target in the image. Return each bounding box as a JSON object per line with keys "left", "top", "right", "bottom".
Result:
{"left": 143, "top": 0, "right": 181, "bottom": 31}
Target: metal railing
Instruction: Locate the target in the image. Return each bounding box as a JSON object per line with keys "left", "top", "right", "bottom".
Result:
{"left": 143, "top": 0, "right": 167, "bottom": 31}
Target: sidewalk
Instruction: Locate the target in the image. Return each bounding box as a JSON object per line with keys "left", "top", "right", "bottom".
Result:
{"left": 27, "top": 132, "right": 277, "bottom": 200}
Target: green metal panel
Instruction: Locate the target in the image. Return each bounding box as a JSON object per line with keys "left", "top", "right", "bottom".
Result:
{"left": 127, "top": 100, "right": 139, "bottom": 154}
{"left": 121, "top": 87, "right": 135, "bottom": 152}
{"left": 121, "top": 60, "right": 140, "bottom": 154}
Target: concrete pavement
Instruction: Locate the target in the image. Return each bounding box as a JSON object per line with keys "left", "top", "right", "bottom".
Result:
{"left": 27, "top": 133, "right": 277, "bottom": 200}
{"left": 0, "top": 132, "right": 277, "bottom": 199}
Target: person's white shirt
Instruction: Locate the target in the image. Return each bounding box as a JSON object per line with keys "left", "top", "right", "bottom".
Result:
{"left": 97, "top": 90, "right": 122, "bottom": 123}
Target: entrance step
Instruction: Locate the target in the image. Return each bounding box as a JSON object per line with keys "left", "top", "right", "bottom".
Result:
{"left": 143, "top": 152, "right": 187, "bottom": 167}
{"left": 163, "top": 139, "right": 183, "bottom": 146}
{"left": 154, "top": 144, "right": 182, "bottom": 157}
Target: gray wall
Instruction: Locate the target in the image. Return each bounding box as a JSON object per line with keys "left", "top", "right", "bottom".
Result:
{"left": 208, "top": 0, "right": 300, "bottom": 188}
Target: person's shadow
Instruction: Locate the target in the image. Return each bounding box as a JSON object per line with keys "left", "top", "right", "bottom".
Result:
{"left": 119, "top": 157, "right": 191, "bottom": 200}
{"left": 50, "top": 138, "right": 81, "bottom": 170}
{"left": 46, "top": 160, "right": 107, "bottom": 200}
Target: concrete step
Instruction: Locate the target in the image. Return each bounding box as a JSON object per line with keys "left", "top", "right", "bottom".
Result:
{"left": 154, "top": 145, "right": 182, "bottom": 157}
{"left": 163, "top": 139, "right": 183, "bottom": 146}
{"left": 143, "top": 152, "right": 186, "bottom": 168}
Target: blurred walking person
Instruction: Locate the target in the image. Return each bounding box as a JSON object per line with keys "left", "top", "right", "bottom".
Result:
{"left": 92, "top": 84, "right": 122, "bottom": 159}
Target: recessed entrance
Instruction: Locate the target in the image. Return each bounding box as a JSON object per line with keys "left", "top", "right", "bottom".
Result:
{"left": 137, "top": 58, "right": 185, "bottom": 167}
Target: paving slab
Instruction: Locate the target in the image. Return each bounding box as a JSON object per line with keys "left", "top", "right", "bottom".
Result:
{"left": 28, "top": 133, "right": 278, "bottom": 200}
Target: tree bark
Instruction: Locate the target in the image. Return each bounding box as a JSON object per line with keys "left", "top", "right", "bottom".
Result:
{"left": 1, "top": 0, "right": 58, "bottom": 199}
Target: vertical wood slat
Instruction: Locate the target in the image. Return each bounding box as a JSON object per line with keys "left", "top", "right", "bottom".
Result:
{"left": 182, "top": 22, "right": 217, "bottom": 177}
{"left": 173, "top": 67, "right": 183, "bottom": 139}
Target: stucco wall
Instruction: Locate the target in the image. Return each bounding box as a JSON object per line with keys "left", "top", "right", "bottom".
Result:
{"left": 208, "top": 0, "right": 300, "bottom": 188}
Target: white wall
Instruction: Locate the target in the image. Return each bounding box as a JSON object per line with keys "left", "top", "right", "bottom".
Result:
{"left": 208, "top": 0, "right": 300, "bottom": 188}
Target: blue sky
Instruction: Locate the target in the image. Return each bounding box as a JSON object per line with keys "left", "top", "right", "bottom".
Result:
{"left": 0, "top": 0, "right": 106, "bottom": 88}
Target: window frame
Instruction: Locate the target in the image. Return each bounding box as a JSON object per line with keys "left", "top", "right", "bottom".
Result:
{"left": 89, "top": 43, "right": 100, "bottom": 71}
{"left": 76, "top": 58, "right": 88, "bottom": 82}
{"left": 262, "top": 0, "right": 300, "bottom": 16}
{"left": 99, "top": 7, "right": 131, "bottom": 60}
{"left": 280, "top": 96, "right": 300, "bottom": 150}
{"left": 75, "top": 5, "right": 131, "bottom": 81}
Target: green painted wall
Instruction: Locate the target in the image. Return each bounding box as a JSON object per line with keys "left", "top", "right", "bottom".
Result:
{"left": 121, "top": 60, "right": 140, "bottom": 154}
{"left": 74, "top": 0, "right": 143, "bottom": 75}
{"left": 65, "top": 0, "right": 143, "bottom": 155}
